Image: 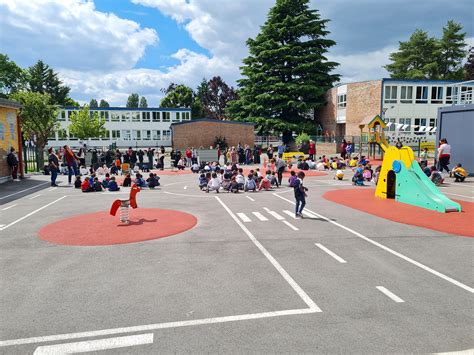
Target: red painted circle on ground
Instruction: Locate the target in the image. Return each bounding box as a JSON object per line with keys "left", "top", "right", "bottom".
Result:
{"left": 38, "top": 208, "right": 197, "bottom": 246}
{"left": 323, "top": 188, "right": 474, "bottom": 237}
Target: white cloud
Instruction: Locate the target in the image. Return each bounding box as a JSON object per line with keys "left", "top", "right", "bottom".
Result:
{"left": 0, "top": 0, "right": 158, "bottom": 71}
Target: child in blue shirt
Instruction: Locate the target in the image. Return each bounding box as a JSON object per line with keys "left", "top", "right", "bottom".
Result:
{"left": 108, "top": 176, "right": 120, "bottom": 191}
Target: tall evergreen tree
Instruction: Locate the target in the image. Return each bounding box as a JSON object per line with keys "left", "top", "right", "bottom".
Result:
{"left": 139, "top": 96, "right": 148, "bottom": 108}
{"left": 464, "top": 47, "right": 474, "bottom": 80}
{"left": 99, "top": 99, "right": 110, "bottom": 108}
{"left": 436, "top": 20, "right": 467, "bottom": 79}
{"left": 89, "top": 98, "right": 98, "bottom": 108}
{"left": 126, "top": 93, "right": 139, "bottom": 108}
{"left": 385, "top": 30, "right": 438, "bottom": 79}
{"left": 228, "top": 0, "right": 339, "bottom": 141}
{"left": 27, "top": 60, "right": 70, "bottom": 105}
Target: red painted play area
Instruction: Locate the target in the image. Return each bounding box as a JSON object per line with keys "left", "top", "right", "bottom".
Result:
{"left": 39, "top": 208, "right": 197, "bottom": 246}
{"left": 323, "top": 188, "right": 474, "bottom": 237}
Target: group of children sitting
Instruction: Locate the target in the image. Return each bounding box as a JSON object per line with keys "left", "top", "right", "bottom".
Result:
{"left": 198, "top": 167, "right": 281, "bottom": 193}
{"left": 75, "top": 172, "right": 160, "bottom": 193}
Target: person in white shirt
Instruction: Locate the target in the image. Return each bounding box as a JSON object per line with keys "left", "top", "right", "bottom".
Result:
{"left": 206, "top": 172, "right": 220, "bottom": 193}
{"left": 437, "top": 138, "right": 451, "bottom": 174}
{"left": 236, "top": 168, "right": 245, "bottom": 190}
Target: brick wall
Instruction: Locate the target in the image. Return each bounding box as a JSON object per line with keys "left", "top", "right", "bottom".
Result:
{"left": 0, "top": 107, "right": 20, "bottom": 182}
{"left": 345, "top": 80, "right": 382, "bottom": 136}
{"left": 172, "top": 120, "right": 255, "bottom": 150}
{"left": 315, "top": 87, "right": 337, "bottom": 135}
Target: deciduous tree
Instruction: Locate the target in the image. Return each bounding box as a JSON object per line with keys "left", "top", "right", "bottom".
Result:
{"left": 139, "top": 96, "right": 148, "bottom": 108}
{"left": 0, "top": 54, "right": 27, "bottom": 97}
{"left": 89, "top": 98, "right": 98, "bottom": 108}
{"left": 68, "top": 105, "right": 107, "bottom": 141}
{"left": 126, "top": 93, "right": 139, "bottom": 108}
{"left": 99, "top": 99, "right": 110, "bottom": 108}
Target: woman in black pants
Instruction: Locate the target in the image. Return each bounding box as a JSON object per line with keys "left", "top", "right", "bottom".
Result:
{"left": 275, "top": 156, "right": 286, "bottom": 186}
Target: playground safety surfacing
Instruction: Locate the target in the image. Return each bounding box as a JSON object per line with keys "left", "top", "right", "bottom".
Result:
{"left": 323, "top": 188, "right": 474, "bottom": 237}
{"left": 38, "top": 208, "right": 198, "bottom": 246}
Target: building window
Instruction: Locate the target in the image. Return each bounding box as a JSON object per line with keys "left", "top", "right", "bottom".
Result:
{"left": 121, "top": 113, "right": 129, "bottom": 122}
{"left": 122, "top": 130, "right": 131, "bottom": 140}
{"left": 100, "top": 111, "right": 109, "bottom": 121}
{"left": 152, "top": 130, "right": 161, "bottom": 140}
{"left": 132, "top": 112, "right": 140, "bottom": 122}
{"left": 111, "top": 130, "right": 120, "bottom": 140}
{"left": 400, "top": 86, "right": 413, "bottom": 103}
{"left": 399, "top": 118, "right": 411, "bottom": 133}
{"left": 152, "top": 112, "right": 160, "bottom": 122}
{"left": 415, "top": 86, "right": 428, "bottom": 103}
{"left": 431, "top": 86, "right": 443, "bottom": 104}
{"left": 184, "top": 112, "right": 190, "bottom": 120}
{"left": 132, "top": 130, "right": 141, "bottom": 140}
{"left": 142, "top": 112, "right": 151, "bottom": 122}
{"left": 385, "top": 118, "right": 396, "bottom": 132}
{"left": 337, "top": 94, "right": 346, "bottom": 108}
{"left": 59, "top": 111, "right": 66, "bottom": 121}
{"left": 111, "top": 113, "right": 120, "bottom": 122}
{"left": 142, "top": 130, "right": 151, "bottom": 140}
{"left": 163, "top": 112, "right": 171, "bottom": 122}
{"left": 57, "top": 129, "right": 67, "bottom": 140}
{"left": 162, "top": 130, "right": 171, "bottom": 140}
{"left": 429, "top": 118, "right": 436, "bottom": 134}
{"left": 68, "top": 131, "right": 77, "bottom": 140}
{"left": 461, "top": 86, "right": 473, "bottom": 103}
{"left": 67, "top": 111, "right": 74, "bottom": 119}
{"left": 384, "top": 86, "right": 397, "bottom": 103}
{"left": 172, "top": 112, "right": 180, "bottom": 122}
{"left": 414, "top": 118, "right": 427, "bottom": 134}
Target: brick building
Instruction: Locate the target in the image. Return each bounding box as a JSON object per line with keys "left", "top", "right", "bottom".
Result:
{"left": 0, "top": 98, "right": 23, "bottom": 183}
{"left": 315, "top": 78, "right": 470, "bottom": 141}
{"left": 171, "top": 119, "right": 255, "bottom": 149}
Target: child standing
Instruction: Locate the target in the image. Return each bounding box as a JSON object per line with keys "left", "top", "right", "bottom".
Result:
{"left": 294, "top": 172, "right": 308, "bottom": 218}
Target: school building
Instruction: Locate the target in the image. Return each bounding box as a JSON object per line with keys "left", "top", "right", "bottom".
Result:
{"left": 315, "top": 79, "right": 473, "bottom": 143}
{"left": 48, "top": 107, "right": 192, "bottom": 148}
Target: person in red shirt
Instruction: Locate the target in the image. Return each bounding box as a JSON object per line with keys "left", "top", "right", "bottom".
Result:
{"left": 308, "top": 140, "right": 316, "bottom": 160}
{"left": 63, "top": 145, "right": 79, "bottom": 185}
{"left": 185, "top": 148, "right": 192, "bottom": 167}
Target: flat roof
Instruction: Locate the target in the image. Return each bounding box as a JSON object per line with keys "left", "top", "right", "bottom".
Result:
{"left": 61, "top": 106, "right": 191, "bottom": 112}
{"left": 0, "top": 98, "right": 22, "bottom": 109}
{"left": 171, "top": 118, "right": 255, "bottom": 127}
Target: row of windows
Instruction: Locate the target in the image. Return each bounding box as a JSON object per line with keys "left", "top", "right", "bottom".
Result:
{"left": 384, "top": 118, "right": 437, "bottom": 135}
{"left": 50, "top": 129, "right": 172, "bottom": 141}
{"left": 59, "top": 110, "right": 191, "bottom": 122}
{"left": 384, "top": 85, "right": 473, "bottom": 104}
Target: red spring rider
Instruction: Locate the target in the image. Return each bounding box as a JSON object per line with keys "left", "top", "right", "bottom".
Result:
{"left": 109, "top": 183, "right": 140, "bottom": 224}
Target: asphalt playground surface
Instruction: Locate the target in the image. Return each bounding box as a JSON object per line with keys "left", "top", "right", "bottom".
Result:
{"left": 0, "top": 168, "right": 473, "bottom": 354}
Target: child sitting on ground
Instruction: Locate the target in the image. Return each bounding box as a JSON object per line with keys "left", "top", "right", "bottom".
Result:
{"left": 79, "top": 165, "right": 89, "bottom": 176}
{"left": 335, "top": 169, "right": 344, "bottom": 181}
{"left": 372, "top": 166, "right": 381, "bottom": 184}
{"left": 198, "top": 173, "right": 208, "bottom": 190}
{"left": 206, "top": 172, "right": 220, "bottom": 193}
{"left": 135, "top": 173, "right": 147, "bottom": 188}
{"left": 146, "top": 173, "right": 160, "bottom": 188}
{"left": 429, "top": 166, "right": 444, "bottom": 186}
{"left": 259, "top": 170, "right": 273, "bottom": 191}
{"left": 270, "top": 171, "right": 279, "bottom": 187}
{"left": 191, "top": 162, "right": 200, "bottom": 173}
{"left": 352, "top": 167, "right": 365, "bottom": 186}
{"left": 363, "top": 166, "right": 372, "bottom": 181}
{"left": 123, "top": 174, "right": 132, "bottom": 187}
{"left": 236, "top": 169, "right": 245, "bottom": 190}
{"left": 81, "top": 176, "right": 93, "bottom": 192}
{"left": 245, "top": 173, "right": 257, "bottom": 192}
{"left": 108, "top": 176, "right": 120, "bottom": 191}
{"left": 74, "top": 175, "right": 82, "bottom": 189}
{"left": 349, "top": 157, "right": 357, "bottom": 168}
{"left": 93, "top": 177, "right": 103, "bottom": 192}
{"left": 101, "top": 173, "right": 111, "bottom": 189}
{"left": 452, "top": 163, "right": 467, "bottom": 182}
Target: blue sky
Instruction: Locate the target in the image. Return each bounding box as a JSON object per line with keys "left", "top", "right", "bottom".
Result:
{"left": 0, "top": 0, "right": 472, "bottom": 106}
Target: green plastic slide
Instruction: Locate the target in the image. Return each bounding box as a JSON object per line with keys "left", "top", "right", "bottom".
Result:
{"left": 393, "top": 160, "right": 462, "bottom": 213}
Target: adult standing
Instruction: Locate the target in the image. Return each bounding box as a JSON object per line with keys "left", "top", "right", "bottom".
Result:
{"left": 277, "top": 143, "right": 285, "bottom": 158}
{"left": 275, "top": 156, "right": 286, "bottom": 186}
{"left": 346, "top": 141, "right": 353, "bottom": 159}
{"left": 253, "top": 145, "right": 261, "bottom": 164}
{"left": 91, "top": 148, "right": 98, "bottom": 171}
{"left": 266, "top": 144, "right": 274, "bottom": 160}
{"left": 159, "top": 145, "right": 165, "bottom": 170}
{"left": 63, "top": 145, "right": 79, "bottom": 184}
{"left": 340, "top": 139, "right": 347, "bottom": 160}
{"left": 6, "top": 147, "right": 19, "bottom": 181}
{"left": 48, "top": 147, "right": 59, "bottom": 187}
{"left": 185, "top": 148, "right": 192, "bottom": 167}
{"left": 308, "top": 140, "right": 316, "bottom": 161}
{"left": 437, "top": 138, "right": 451, "bottom": 174}
{"left": 77, "top": 147, "right": 86, "bottom": 167}
{"left": 231, "top": 147, "right": 237, "bottom": 165}
{"left": 137, "top": 149, "right": 145, "bottom": 165}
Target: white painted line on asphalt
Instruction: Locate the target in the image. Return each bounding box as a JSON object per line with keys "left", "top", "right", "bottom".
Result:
{"left": 164, "top": 191, "right": 213, "bottom": 198}
{"left": 216, "top": 196, "right": 321, "bottom": 312}
{"left": 263, "top": 207, "right": 285, "bottom": 221}
{"left": 282, "top": 210, "right": 297, "bottom": 219}
{"left": 315, "top": 243, "right": 347, "bottom": 263}
{"left": 0, "top": 225, "right": 5, "bottom": 229}
{"left": 443, "top": 192, "right": 474, "bottom": 199}
{"left": 184, "top": 186, "right": 188, "bottom": 190}
{"left": 29, "top": 194, "right": 41, "bottom": 200}
{"left": 302, "top": 211, "right": 318, "bottom": 219}
{"left": 33, "top": 333, "right": 154, "bottom": 354}
{"left": 246, "top": 196, "right": 255, "bottom": 202}
{"left": 47, "top": 187, "right": 57, "bottom": 192}
{"left": 282, "top": 220, "right": 299, "bottom": 231}
{"left": 252, "top": 212, "right": 268, "bottom": 221}
{"left": 0, "top": 308, "right": 317, "bottom": 347}
{"left": 376, "top": 286, "right": 405, "bottom": 303}
{"left": 0, "top": 196, "right": 67, "bottom": 232}
{"left": 273, "top": 193, "right": 474, "bottom": 294}
{"left": 1, "top": 204, "right": 17, "bottom": 211}
{"left": 237, "top": 212, "right": 252, "bottom": 223}
{"left": 0, "top": 182, "right": 50, "bottom": 200}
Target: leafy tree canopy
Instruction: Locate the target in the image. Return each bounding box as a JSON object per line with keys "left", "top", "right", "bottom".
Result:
{"left": 0, "top": 54, "right": 27, "bottom": 97}
{"left": 139, "top": 96, "right": 148, "bottom": 108}
{"left": 99, "top": 99, "right": 110, "bottom": 108}
{"left": 68, "top": 105, "right": 107, "bottom": 141}
{"left": 28, "top": 60, "right": 71, "bottom": 105}
{"left": 464, "top": 47, "right": 474, "bottom": 80}
{"left": 89, "top": 98, "right": 98, "bottom": 108}
{"left": 126, "top": 93, "right": 139, "bottom": 108}
{"left": 202, "top": 76, "right": 237, "bottom": 120}
{"left": 228, "top": 0, "right": 339, "bottom": 140}
{"left": 11, "top": 91, "right": 59, "bottom": 150}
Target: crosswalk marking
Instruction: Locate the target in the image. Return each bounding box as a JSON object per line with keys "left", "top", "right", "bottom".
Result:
{"left": 376, "top": 286, "right": 405, "bottom": 303}
{"left": 315, "top": 243, "right": 347, "bottom": 263}
{"left": 263, "top": 208, "right": 285, "bottom": 221}
{"left": 237, "top": 212, "right": 252, "bottom": 223}
{"left": 282, "top": 220, "right": 299, "bottom": 231}
{"left": 302, "top": 211, "right": 318, "bottom": 219}
{"left": 282, "top": 210, "right": 297, "bottom": 219}
{"left": 252, "top": 212, "right": 268, "bottom": 221}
